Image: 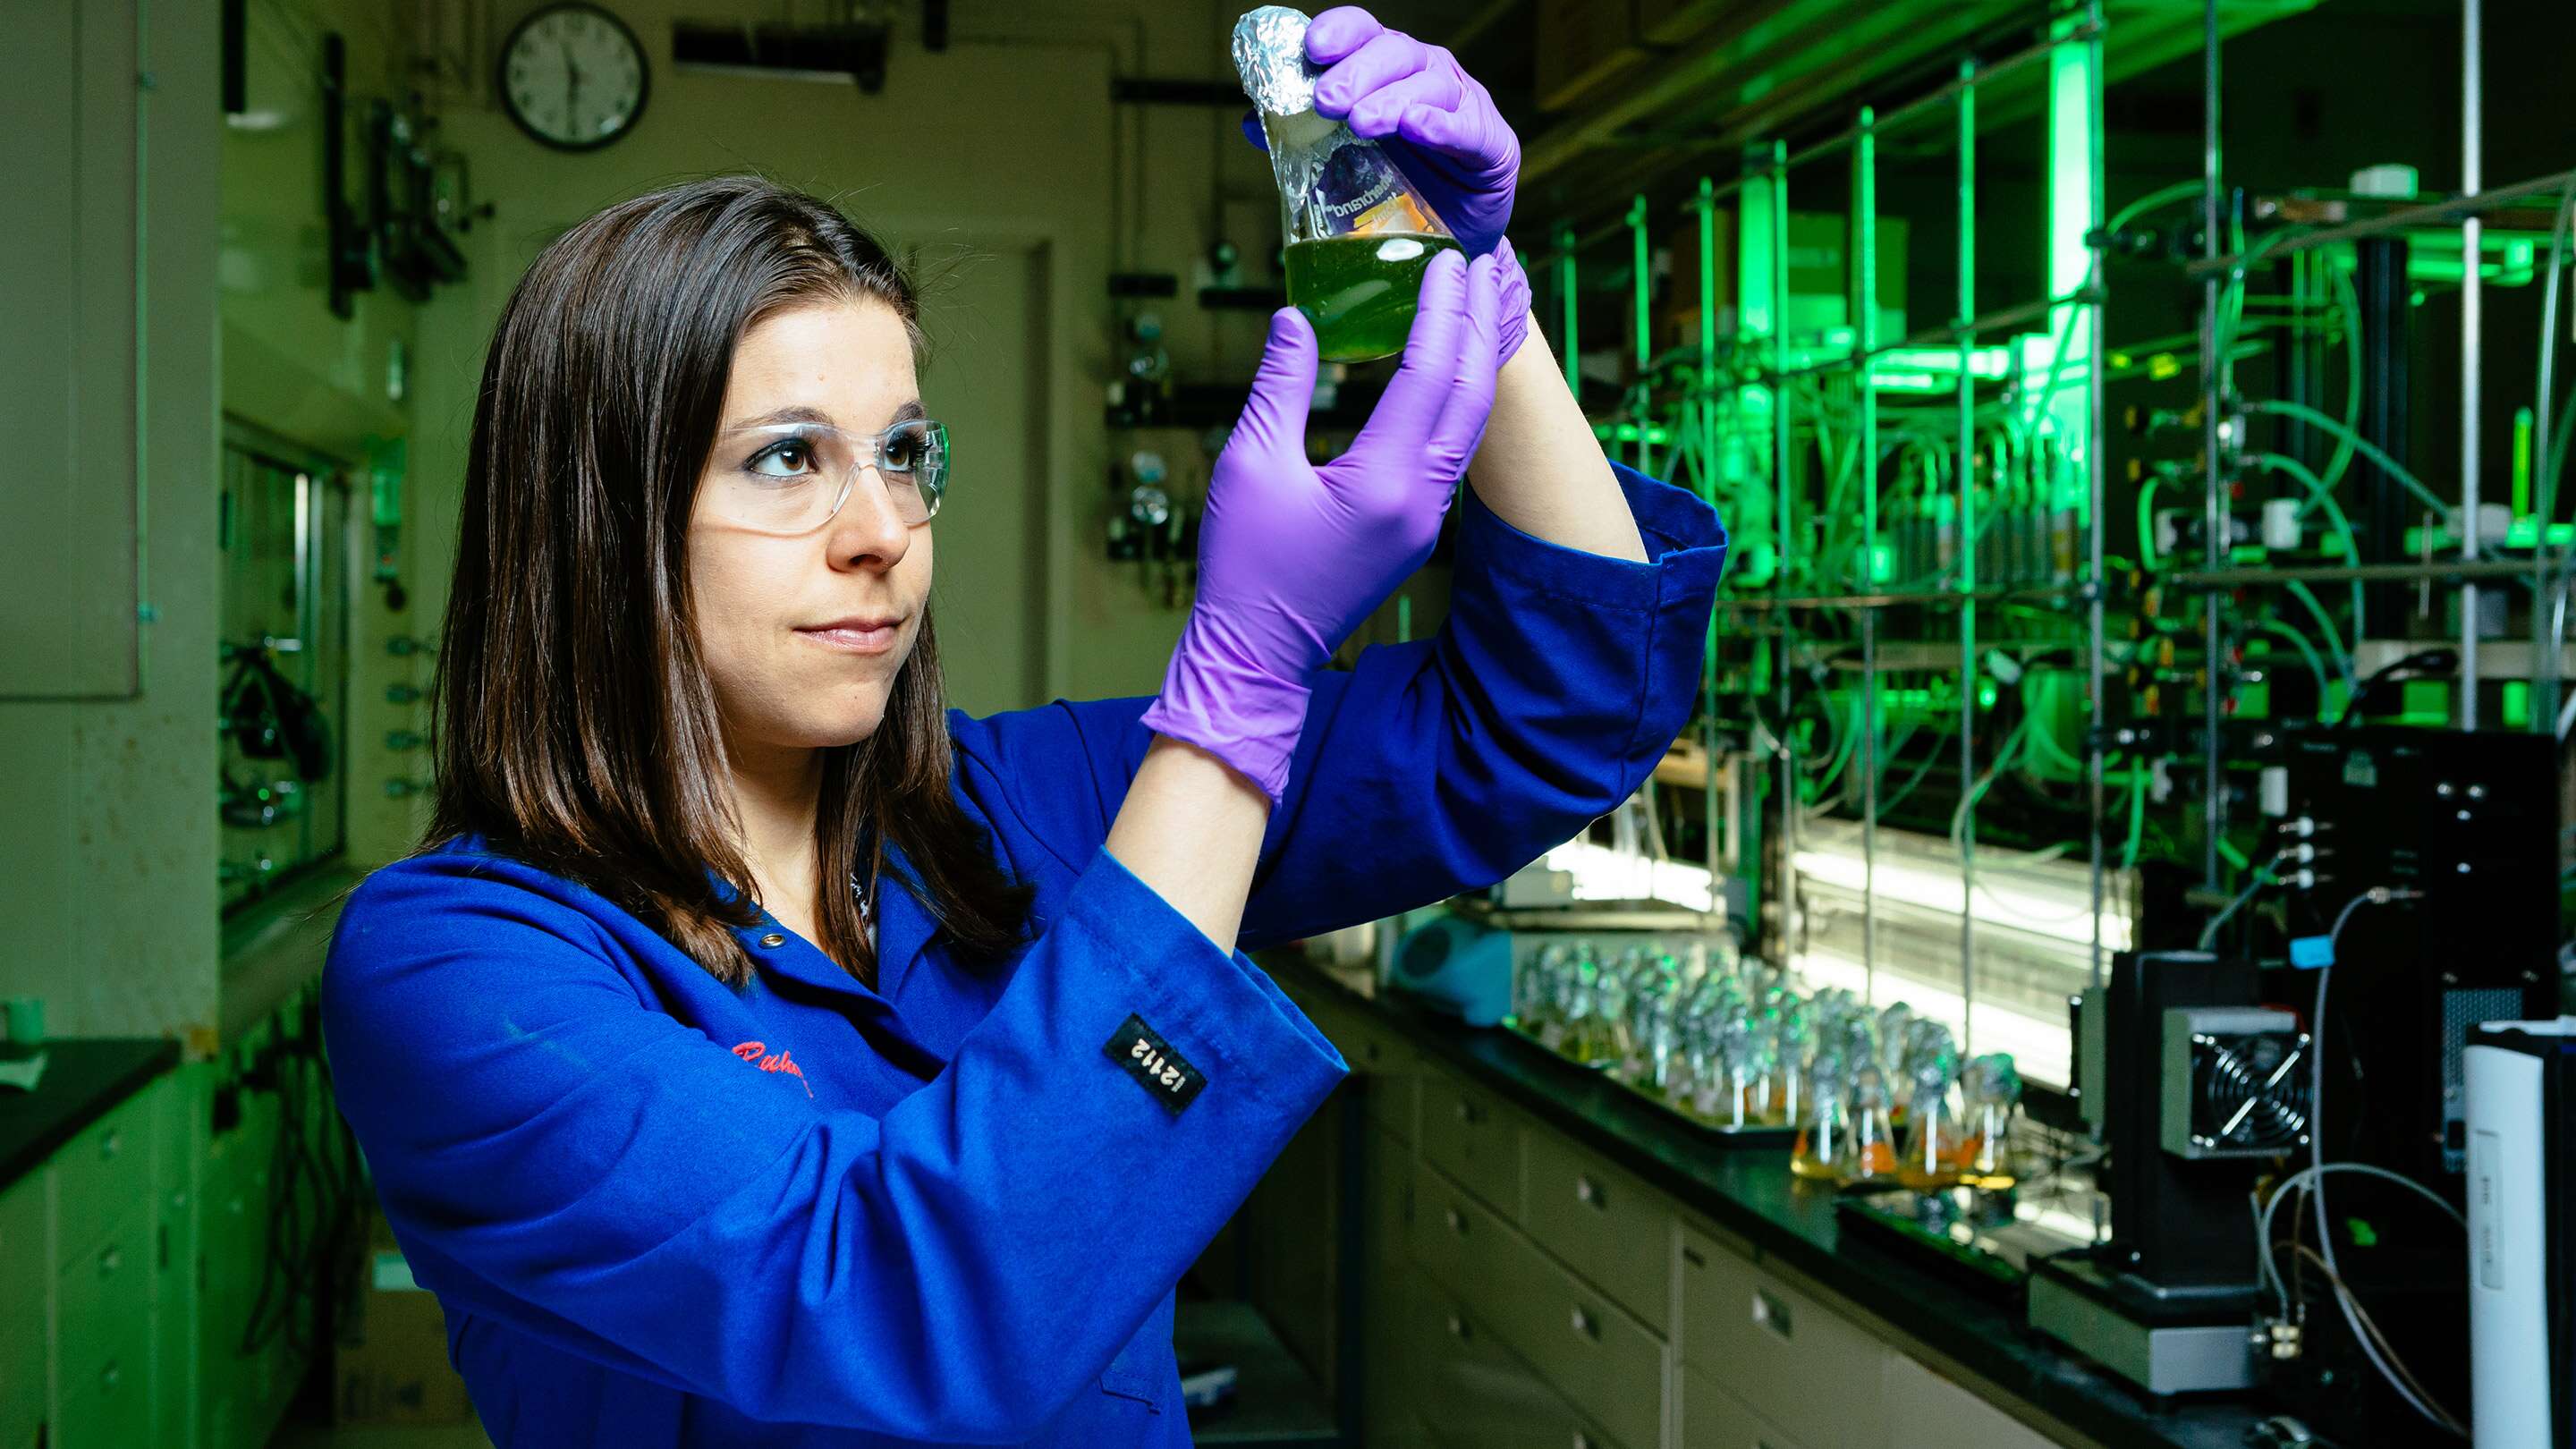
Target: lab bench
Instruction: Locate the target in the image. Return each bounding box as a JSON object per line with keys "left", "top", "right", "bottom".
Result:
{"left": 2, "top": 994, "right": 343, "bottom": 1449}
{"left": 1241, "top": 953, "right": 2277, "bottom": 1449}
{"left": 1, "top": 1039, "right": 188, "bottom": 1448}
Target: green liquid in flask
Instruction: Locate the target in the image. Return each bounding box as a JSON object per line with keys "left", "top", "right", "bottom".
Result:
{"left": 1284, "top": 233, "right": 1463, "bottom": 363}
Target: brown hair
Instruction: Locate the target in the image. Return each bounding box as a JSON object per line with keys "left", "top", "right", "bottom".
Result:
{"left": 428, "top": 175, "right": 1033, "bottom": 986}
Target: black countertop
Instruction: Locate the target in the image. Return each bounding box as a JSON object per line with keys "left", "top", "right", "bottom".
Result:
{"left": 1275, "top": 958, "right": 2271, "bottom": 1449}
{"left": 0, "top": 1038, "right": 179, "bottom": 1191}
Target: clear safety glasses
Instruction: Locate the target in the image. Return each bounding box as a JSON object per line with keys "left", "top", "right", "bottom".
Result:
{"left": 703, "top": 417, "right": 951, "bottom": 535}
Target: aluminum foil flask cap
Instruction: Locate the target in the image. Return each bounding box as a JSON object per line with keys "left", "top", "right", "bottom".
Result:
{"left": 1231, "top": 5, "right": 1451, "bottom": 249}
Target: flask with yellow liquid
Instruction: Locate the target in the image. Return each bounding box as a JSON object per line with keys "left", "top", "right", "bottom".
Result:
{"left": 1233, "top": 6, "right": 1461, "bottom": 362}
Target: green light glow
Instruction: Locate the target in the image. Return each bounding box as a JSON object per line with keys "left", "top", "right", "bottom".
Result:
{"left": 1875, "top": 346, "right": 2014, "bottom": 379}
{"left": 2041, "top": 18, "right": 2096, "bottom": 512}
{"left": 1592, "top": 422, "right": 1675, "bottom": 445}
{"left": 2515, "top": 405, "right": 2534, "bottom": 520}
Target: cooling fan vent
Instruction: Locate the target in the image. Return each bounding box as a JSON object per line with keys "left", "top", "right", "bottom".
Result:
{"left": 2161, "top": 1007, "right": 2312, "bottom": 1159}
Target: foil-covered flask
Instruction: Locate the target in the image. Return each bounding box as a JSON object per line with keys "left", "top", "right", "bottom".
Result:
{"left": 1233, "top": 5, "right": 1459, "bottom": 362}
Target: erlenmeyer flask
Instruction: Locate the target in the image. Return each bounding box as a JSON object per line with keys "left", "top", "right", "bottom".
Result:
{"left": 1846, "top": 1066, "right": 1900, "bottom": 1182}
{"left": 1895, "top": 1080, "right": 1962, "bottom": 1191}
{"left": 1895, "top": 1027, "right": 1962, "bottom": 1190}
{"left": 1233, "top": 6, "right": 1461, "bottom": 362}
{"left": 1957, "top": 1053, "right": 2024, "bottom": 1191}
{"left": 1792, "top": 1051, "right": 1853, "bottom": 1182}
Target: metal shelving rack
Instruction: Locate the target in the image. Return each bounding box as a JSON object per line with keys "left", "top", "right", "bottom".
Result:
{"left": 2172, "top": 0, "right": 2576, "bottom": 902}
{"left": 1535, "top": 1, "right": 2114, "bottom": 1058}
{"left": 1533, "top": 0, "right": 2576, "bottom": 1068}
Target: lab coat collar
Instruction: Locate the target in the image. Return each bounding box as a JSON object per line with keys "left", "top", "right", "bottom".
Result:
{"left": 869, "top": 839, "right": 936, "bottom": 1002}
{"left": 707, "top": 849, "right": 946, "bottom": 1075}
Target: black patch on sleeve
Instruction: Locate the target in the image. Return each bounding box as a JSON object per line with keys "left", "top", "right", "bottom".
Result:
{"left": 1103, "top": 1013, "right": 1207, "bottom": 1114}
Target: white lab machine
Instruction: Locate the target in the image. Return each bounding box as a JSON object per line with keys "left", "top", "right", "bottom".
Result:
{"left": 2465, "top": 1018, "right": 2576, "bottom": 1448}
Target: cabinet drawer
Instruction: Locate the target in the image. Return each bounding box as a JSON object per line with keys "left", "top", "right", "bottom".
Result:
{"left": 1291, "top": 991, "right": 1419, "bottom": 1142}
{"left": 53, "top": 1087, "right": 157, "bottom": 1270}
{"left": 1348, "top": 1018, "right": 1419, "bottom": 1141}
{"left": 1492, "top": 1237, "right": 1664, "bottom": 1449}
{"left": 1881, "top": 1352, "right": 2069, "bottom": 1449}
{"left": 1415, "top": 1163, "right": 1664, "bottom": 1449}
{"left": 1683, "top": 1365, "right": 1811, "bottom": 1449}
{"left": 1679, "top": 1229, "right": 1889, "bottom": 1449}
{"left": 52, "top": 1291, "right": 155, "bottom": 1449}
{"left": 59, "top": 1206, "right": 154, "bottom": 1341}
{"left": 1420, "top": 1070, "right": 1521, "bottom": 1216}
{"left": 1364, "top": 1123, "right": 1412, "bottom": 1276}
{"left": 1411, "top": 1159, "right": 1504, "bottom": 1307}
{"left": 1408, "top": 1273, "right": 1629, "bottom": 1449}
{"left": 0, "top": 1176, "right": 46, "bottom": 1449}
{"left": 0, "top": 1181, "right": 44, "bottom": 1449}
{"left": 1522, "top": 1126, "right": 1672, "bottom": 1333}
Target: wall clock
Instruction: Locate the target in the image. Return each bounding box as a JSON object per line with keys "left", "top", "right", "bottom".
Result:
{"left": 499, "top": 4, "right": 648, "bottom": 151}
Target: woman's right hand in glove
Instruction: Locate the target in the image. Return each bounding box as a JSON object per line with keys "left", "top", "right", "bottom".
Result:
{"left": 1139, "top": 247, "right": 1506, "bottom": 802}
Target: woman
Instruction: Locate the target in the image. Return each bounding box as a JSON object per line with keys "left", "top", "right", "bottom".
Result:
{"left": 325, "top": 10, "right": 1725, "bottom": 1445}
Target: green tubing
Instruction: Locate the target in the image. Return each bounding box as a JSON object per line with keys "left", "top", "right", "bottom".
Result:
{"left": 2284, "top": 578, "right": 2356, "bottom": 692}
{"left": 2247, "top": 399, "right": 2451, "bottom": 523}
{"left": 2249, "top": 450, "right": 2368, "bottom": 646}
{"left": 2255, "top": 618, "right": 2335, "bottom": 719}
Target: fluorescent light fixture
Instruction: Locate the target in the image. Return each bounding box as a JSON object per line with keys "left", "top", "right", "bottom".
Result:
{"left": 1792, "top": 845, "right": 2131, "bottom": 951}
{"left": 1538, "top": 840, "right": 1716, "bottom": 913}
{"left": 1794, "top": 946, "right": 2073, "bottom": 1088}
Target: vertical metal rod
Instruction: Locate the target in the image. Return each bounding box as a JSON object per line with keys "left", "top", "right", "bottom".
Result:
{"left": 2198, "top": 0, "right": 2226, "bottom": 889}
{"left": 2535, "top": 182, "right": 2572, "bottom": 732}
{"left": 2080, "top": 0, "right": 2109, "bottom": 987}
{"left": 1855, "top": 111, "right": 1880, "bottom": 997}
{"left": 1956, "top": 64, "right": 1979, "bottom": 1055}
{"left": 1556, "top": 223, "right": 1580, "bottom": 394}
{"left": 1770, "top": 140, "right": 1797, "bottom": 968}
{"left": 1631, "top": 196, "right": 1653, "bottom": 471}
{"left": 2459, "top": 0, "right": 2483, "bottom": 728}
{"left": 1696, "top": 177, "right": 1724, "bottom": 920}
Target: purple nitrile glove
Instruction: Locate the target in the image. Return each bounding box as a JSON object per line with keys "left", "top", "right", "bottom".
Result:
{"left": 1305, "top": 7, "right": 1515, "bottom": 257}
{"left": 1237, "top": 7, "right": 1530, "bottom": 361}
{"left": 1140, "top": 248, "right": 1507, "bottom": 801}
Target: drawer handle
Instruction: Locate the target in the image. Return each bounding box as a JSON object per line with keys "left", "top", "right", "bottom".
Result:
{"left": 1445, "top": 1313, "right": 1471, "bottom": 1342}
{"left": 1752, "top": 1287, "right": 1793, "bottom": 1342}
{"left": 1682, "top": 1245, "right": 1707, "bottom": 1267}
{"left": 99, "top": 1245, "right": 124, "bottom": 1277}
{"left": 1445, "top": 1207, "right": 1466, "bottom": 1236}
{"left": 1363, "top": 1041, "right": 1383, "bottom": 1064}
{"left": 1572, "top": 1433, "right": 1593, "bottom": 1449}
{"left": 101, "top": 1359, "right": 121, "bottom": 1391}
{"left": 1569, "top": 1304, "right": 1598, "bottom": 1341}
{"left": 1574, "top": 1174, "right": 1606, "bottom": 1210}
{"left": 101, "top": 1128, "right": 123, "bottom": 1161}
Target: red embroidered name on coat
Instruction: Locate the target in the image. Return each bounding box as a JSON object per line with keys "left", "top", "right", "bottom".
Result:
{"left": 731, "top": 1040, "right": 814, "bottom": 1098}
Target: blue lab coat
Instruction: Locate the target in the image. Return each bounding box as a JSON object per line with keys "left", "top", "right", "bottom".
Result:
{"left": 323, "top": 462, "right": 1726, "bottom": 1447}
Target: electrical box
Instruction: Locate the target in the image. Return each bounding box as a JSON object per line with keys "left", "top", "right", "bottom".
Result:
{"left": 2159, "top": 1006, "right": 2310, "bottom": 1159}
{"left": 2280, "top": 726, "right": 2558, "bottom": 1178}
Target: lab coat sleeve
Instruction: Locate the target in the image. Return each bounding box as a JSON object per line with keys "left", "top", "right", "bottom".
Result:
{"left": 954, "top": 462, "right": 1726, "bottom": 947}
{"left": 322, "top": 846, "right": 1345, "bottom": 1440}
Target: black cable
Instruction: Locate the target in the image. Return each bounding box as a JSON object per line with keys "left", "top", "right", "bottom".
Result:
{"left": 2331, "top": 648, "right": 2457, "bottom": 727}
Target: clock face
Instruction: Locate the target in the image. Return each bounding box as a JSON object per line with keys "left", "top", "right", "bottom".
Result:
{"left": 499, "top": 4, "right": 648, "bottom": 151}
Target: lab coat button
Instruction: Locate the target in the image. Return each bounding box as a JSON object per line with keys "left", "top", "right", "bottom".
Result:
{"left": 758, "top": 932, "right": 786, "bottom": 948}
